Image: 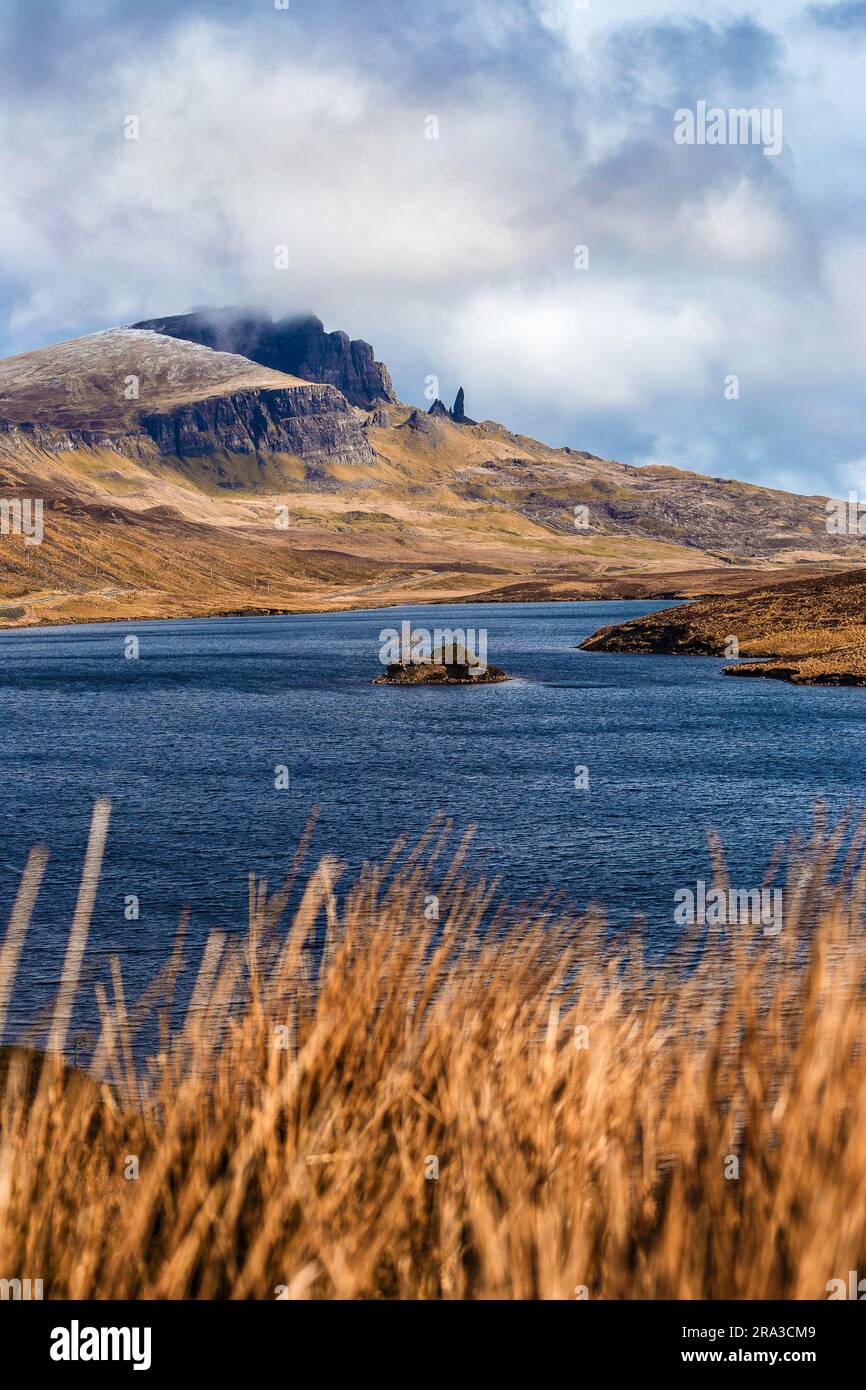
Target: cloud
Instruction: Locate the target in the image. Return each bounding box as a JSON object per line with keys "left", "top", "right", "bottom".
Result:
{"left": 809, "top": 1, "right": 866, "bottom": 31}
{"left": 0, "top": 0, "right": 863, "bottom": 499}
{"left": 599, "top": 17, "right": 784, "bottom": 108}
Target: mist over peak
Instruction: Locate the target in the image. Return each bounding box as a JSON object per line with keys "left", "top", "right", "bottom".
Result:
{"left": 132, "top": 307, "right": 397, "bottom": 408}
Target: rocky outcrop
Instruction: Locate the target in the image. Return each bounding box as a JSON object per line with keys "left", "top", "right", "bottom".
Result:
{"left": 0, "top": 417, "right": 131, "bottom": 454}
{"left": 272, "top": 315, "right": 397, "bottom": 408}
{"left": 139, "top": 383, "right": 374, "bottom": 471}
{"left": 428, "top": 388, "right": 476, "bottom": 425}
{"left": 400, "top": 409, "right": 439, "bottom": 439}
{"left": 133, "top": 308, "right": 397, "bottom": 408}
{"left": 374, "top": 639, "right": 508, "bottom": 685}
{"left": 374, "top": 660, "right": 508, "bottom": 686}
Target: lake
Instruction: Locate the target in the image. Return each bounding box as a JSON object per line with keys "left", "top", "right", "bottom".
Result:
{"left": 1, "top": 600, "right": 865, "bottom": 1032}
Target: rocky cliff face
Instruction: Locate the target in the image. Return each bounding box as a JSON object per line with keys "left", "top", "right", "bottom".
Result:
{"left": 0, "top": 417, "right": 130, "bottom": 453}
{"left": 0, "top": 329, "right": 375, "bottom": 480}
{"left": 139, "top": 382, "right": 373, "bottom": 472}
{"left": 133, "top": 308, "right": 397, "bottom": 408}
{"left": 428, "top": 388, "right": 476, "bottom": 425}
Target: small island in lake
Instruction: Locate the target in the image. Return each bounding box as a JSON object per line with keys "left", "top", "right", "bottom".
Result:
{"left": 374, "top": 644, "right": 508, "bottom": 686}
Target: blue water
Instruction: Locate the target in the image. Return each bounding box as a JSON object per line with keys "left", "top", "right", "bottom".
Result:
{"left": 1, "top": 600, "right": 865, "bottom": 1034}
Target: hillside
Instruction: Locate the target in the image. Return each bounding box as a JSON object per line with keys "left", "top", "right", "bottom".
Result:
{"left": 580, "top": 566, "right": 866, "bottom": 685}
{"left": 0, "top": 329, "right": 373, "bottom": 470}
{"left": 0, "top": 311, "right": 863, "bottom": 630}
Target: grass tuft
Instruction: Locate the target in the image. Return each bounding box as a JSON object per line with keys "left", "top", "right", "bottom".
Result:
{"left": 1, "top": 802, "right": 865, "bottom": 1300}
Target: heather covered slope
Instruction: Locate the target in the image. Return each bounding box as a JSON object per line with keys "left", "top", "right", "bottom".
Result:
{"left": 581, "top": 566, "right": 866, "bottom": 685}
{"left": 366, "top": 403, "right": 856, "bottom": 561}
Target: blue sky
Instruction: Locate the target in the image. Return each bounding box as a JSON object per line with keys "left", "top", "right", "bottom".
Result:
{"left": 0, "top": 0, "right": 864, "bottom": 497}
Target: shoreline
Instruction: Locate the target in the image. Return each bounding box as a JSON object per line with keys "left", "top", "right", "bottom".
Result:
{"left": 5, "top": 594, "right": 865, "bottom": 688}
{"left": 578, "top": 566, "right": 866, "bottom": 688}
{"left": 580, "top": 643, "right": 866, "bottom": 687}
{"left": 0, "top": 589, "right": 686, "bottom": 636}
{"left": 0, "top": 562, "right": 844, "bottom": 636}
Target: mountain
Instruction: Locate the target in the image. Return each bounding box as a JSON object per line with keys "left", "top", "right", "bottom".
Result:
{"left": 0, "top": 328, "right": 374, "bottom": 476}
{"left": 0, "top": 311, "right": 864, "bottom": 630}
{"left": 428, "top": 388, "right": 476, "bottom": 425}
{"left": 133, "top": 308, "right": 396, "bottom": 408}
{"left": 580, "top": 566, "right": 866, "bottom": 685}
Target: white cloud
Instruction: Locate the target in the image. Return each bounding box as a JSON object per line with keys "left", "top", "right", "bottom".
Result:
{"left": 682, "top": 178, "right": 795, "bottom": 267}
{"left": 0, "top": 1, "right": 865, "bottom": 493}
{"left": 441, "top": 280, "right": 721, "bottom": 414}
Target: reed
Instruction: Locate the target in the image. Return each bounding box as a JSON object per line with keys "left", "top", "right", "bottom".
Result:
{"left": 0, "top": 799, "right": 865, "bottom": 1300}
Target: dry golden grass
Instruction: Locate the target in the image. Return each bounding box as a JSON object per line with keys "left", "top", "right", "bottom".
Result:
{"left": 1, "top": 800, "right": 866, "bottom": 1300}
{"left": 582, "top": 565, "right": 866, "bottom": 684}
{"left": 2, "top": 401, "right": 857, "bottom": 631}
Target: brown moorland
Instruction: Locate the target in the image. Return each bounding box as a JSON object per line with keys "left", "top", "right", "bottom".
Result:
{"left": 581, "top": 565, "right": 866, "bottom": 685}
